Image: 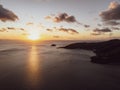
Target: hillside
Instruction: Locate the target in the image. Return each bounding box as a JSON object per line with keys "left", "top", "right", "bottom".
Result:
{"left": 63, "top": 39, "right": 120, "bottom": 64}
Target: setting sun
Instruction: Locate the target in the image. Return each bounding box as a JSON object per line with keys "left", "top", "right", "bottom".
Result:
{"left": 26, "top": 25, "right": 41, "bottom": 41}
{"left": 28, "top": 34, "right": 40, "bottom": 40}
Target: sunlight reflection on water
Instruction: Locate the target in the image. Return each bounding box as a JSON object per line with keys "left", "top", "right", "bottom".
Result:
{"left": 26, "top": 45, "right": 41, "bottom": 88}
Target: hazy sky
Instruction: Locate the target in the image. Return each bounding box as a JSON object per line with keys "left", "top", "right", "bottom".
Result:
{"left": 0, "top": 0, "right": 120, "bottom": 40}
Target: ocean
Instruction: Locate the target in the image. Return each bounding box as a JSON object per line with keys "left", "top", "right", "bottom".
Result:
{"left": 0, "top": 40, "right": 120, "bottom": 90}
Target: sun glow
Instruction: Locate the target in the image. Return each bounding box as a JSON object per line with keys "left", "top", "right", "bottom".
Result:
{"left": 26, "top": 24, "right": 41, "bottom": 41}
{"left": 27, "top": 31, "right": 40, "bottom": 40}
{"left": 28, "top": 34, "right": 40, "bottom": 40}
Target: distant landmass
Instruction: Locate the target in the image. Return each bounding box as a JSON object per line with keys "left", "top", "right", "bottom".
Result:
{"left": 62, "top": 39, "right": 120, "bottom": 64}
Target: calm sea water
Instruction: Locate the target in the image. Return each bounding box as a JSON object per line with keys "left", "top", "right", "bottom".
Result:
{"left": 0, "top": 40, "right": 120, "bottom": 90}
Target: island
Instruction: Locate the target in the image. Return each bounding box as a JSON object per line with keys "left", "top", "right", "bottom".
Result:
{"left": 62, "top": 39, "right": 120, "bottom": 64}
{"left": 51, "top": 44, "right": 56, "bottom": 46}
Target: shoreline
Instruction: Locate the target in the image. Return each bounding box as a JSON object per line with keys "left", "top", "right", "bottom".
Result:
{"left": 61, "top": 39, "right": 120, "bottom": 64}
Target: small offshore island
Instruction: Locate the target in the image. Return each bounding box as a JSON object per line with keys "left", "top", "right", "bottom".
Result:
{"left": 62, "top": 39, "right": 120, "bottom": 64}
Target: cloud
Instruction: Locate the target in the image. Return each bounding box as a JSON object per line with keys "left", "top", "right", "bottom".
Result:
{"left": 93, "top": 28, "right": 112, "bottom": 33}
{"left": 46, "top": 27, "right": 79, "bottom": 34}
{"left": 20, "top": 28, "right": 25, "bottom": 31}
{"left": 45, "top": 13, "right": 78, "bottom": 23}
{"left": 0, "top": 28, "right": 8, "bottom": 32}
{"left": 100, "top": 1, "right": 120, "bottom": 21}
{"left": 0, "top": 4, "right": 18, "bottom": 22}
{"left": 45, "top": 13, "right": 91, "bottom": 27}
{"left": 26, "top": 22, "right": 34, "bottom": 25}
{"left": 84, "top": 24, "right": 90, "bottom": 28}
{"left": 46, "top": 28, "right": 53, "bottom": 32}
{"left": 0, "top": 27, "right": 25, "bottom": 33}
{"left": 91, "top": 28, "right": 112, "bottom": 36}
{"left": 7, "top": 27, "right": 25, "bottom": 31}
{"left": 45, "top": 16, "right": 51, "bottom": 20}
{"left": 53, "top": 36, "right": 60, "bottom": 38}
{"left": 92, "top": 28, "right": 112, "bottom": 36}
{"left": 7, "top": 27, "right": 16, "bottom": 30}
{"left": 97, "top": 24, "right": 102, "bottom": 27}
{"left": 100, "top": 1, "right": 120, "bottom": 27}
{"left": 99, "top": 1, "right": 120, "bottom": 28}
{"left": 91, "top": 33, "right": 101, "bottom": 36}
{"left": 103, "top": 20, "right": 120, "bottom": 26}
{"left": 54, "top": 13, "right": 76, "bottom": 23}
{"left": 111, "top": 27, "right": 120, "bottom": 30}
{"left": 58, "top": 28, "right": 79, "bottom": 34}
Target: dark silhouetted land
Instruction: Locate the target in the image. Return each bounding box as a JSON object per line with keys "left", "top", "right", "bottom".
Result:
{"left": 62, "top": 39, "right": 120, "bottom": 64}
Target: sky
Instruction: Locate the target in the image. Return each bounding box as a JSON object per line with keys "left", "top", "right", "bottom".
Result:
{"left": 0, "top": 0, "right": 120, "bottom": 40}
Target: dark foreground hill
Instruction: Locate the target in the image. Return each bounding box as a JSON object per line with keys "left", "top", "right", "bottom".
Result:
{"left": 62, "top": 39, "right": 120, "bottom": 64}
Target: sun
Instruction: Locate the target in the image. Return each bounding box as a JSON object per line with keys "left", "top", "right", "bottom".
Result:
{"left": 28, "top": 34, "right": 40, "bottom": 40}
{"left": 26, "top": 24, "right": 42, "bottom": 41}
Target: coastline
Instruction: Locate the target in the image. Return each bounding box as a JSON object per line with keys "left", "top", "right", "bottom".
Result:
{"left": 61, "top": 39, "right": 120, "bottom": 64}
